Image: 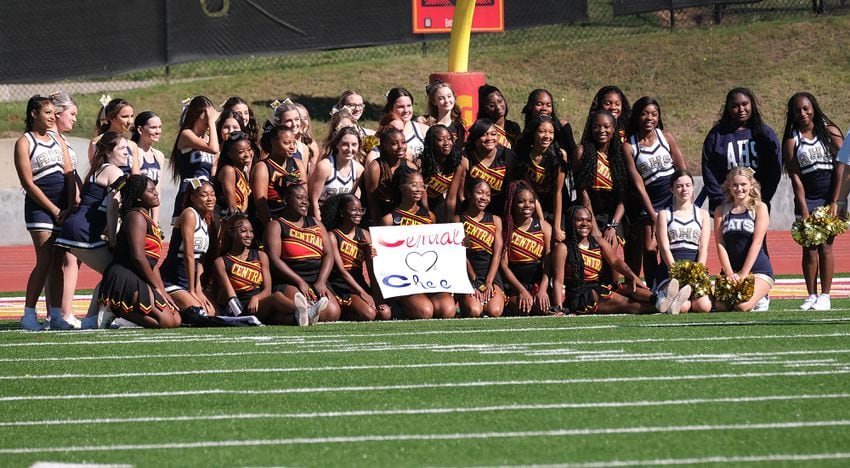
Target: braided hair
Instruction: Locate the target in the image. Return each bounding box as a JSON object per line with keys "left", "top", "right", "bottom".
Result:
{"left": 501, "top": 179, "right": 535, "bottom": 255}
{"left": 564, "top": 205, "right": 589, "bottom": 312}
{"left": 320, "top": 193, "right": 360, "bottom": 232}
{"left": 218, "top": 212, "right": 253, "bottom": 255}
{"left": 515, "top": 115, "right": 563, "bottom": 194}
{"left": 783, "top": 92, "right": 842, "bottom": 157}
{"left": 420, "top": 124, "right": 461, "bottom": 182}
{"left": 118, "top": 174, "right": 151, "bottom": 219}
{"left": 577, "top": 111, "right": 628, "bottom": 201}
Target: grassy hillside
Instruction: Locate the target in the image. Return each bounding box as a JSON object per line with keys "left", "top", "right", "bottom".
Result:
{"left": 2, "top": 15, "right": 849, "bottom": 169}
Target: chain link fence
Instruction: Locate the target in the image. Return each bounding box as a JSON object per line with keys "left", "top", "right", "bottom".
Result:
{"left": 1, "top": 0, "right": 845, "bottom": 104}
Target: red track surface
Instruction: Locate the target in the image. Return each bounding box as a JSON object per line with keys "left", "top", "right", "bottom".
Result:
{"left": 0, "top": 232, "right": 846, "bottom": 292}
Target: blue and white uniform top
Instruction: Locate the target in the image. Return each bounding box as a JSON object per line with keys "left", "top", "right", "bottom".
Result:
{"left": 721, "top": 208, "right": 773, "bottom": 277}
{"left": 629, "top": 129, "right": 675, "bottom": 209}
{"left": 139, "top": 148, "right": 163, "bottom": 184}
{"left": 792, "top": 129, "right": 833, "bottom": 200}
{"left": 175, "top": 207, "right": 209, "bottom": 259}
{"left": 49, "top": 131, "right": 77, "bottom": 172}
{"left": 179, "top": 147, "right": 214, "bottom": 181}
{"left": 665, "top": 205, "right": 702, "bottom": 254}
{"left": 25, "top": 132, "right": 65, "bottom": 183}
{"left": 55, "top": 164, "right": 115, "bottom": 250}
{"left": 320, "top": 154, "right": 357, "bottom": 200}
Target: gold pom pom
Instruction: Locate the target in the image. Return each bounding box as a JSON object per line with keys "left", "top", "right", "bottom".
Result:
{"left": 714, "top": 274, "right": 755, "bottom": 305}
{"left": 669, "top": 260, "right": 711, "bottom": 298}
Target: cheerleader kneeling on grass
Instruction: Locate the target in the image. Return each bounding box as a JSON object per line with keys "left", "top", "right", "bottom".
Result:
{"left": 654, "top": 169, "right": 713, "bottom": 314}
{"left": 714, "top": 167, "right": 774, "bottom": 312}
{"left": 452, "top": 178, "right": 505, "bottom": 318}
{"left": 500, "top": 180, "right": 554, "bottom": 316}
{"left": 553, "top": 205, "right": 657, "bottom": 315}
{"left": 321, "top": 194, "right": 391, "bottom": 321}
{"left": 212, "top": 213, "right": 308, "bottom": 325}
{"left": 380, "top": 166, "right": 456, "bottom": 320}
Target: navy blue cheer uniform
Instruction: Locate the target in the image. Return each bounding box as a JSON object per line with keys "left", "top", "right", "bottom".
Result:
{"left": 721, "top": 209, "right": 773, "bottom": 278}
{"left": 791, "top": 129, "right": 834, "bottom": 215}
{"left": 23, "top": 132, "right": 67, "bottom": 232}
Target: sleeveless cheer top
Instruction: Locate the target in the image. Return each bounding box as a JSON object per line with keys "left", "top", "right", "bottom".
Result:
{"left": 277, "top": 216, "right": 324, "bottom": 282}
{"left": 391, "top": 205, "right": 431, "bottom": 226}
{"left": 792, "top": 129, "right": 834, "bottom": 200}
{"left": 224, "top": 248, "right": 264, "bottom": 302}
{"left": 464, "top": 213, "right": 497, "bottom": 277}
{"left": 721, "top": 208, "right": 773, "bottom": 277}
{"left": 629, "top": 129, "right": 675, "bottom": 209}
{"left": 507, "top": 217, "right": 545, "bottom": 284}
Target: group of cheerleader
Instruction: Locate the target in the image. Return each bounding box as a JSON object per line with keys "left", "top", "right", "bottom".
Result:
{"left": 13, "top": 84, "right": 850, "bottom": 329}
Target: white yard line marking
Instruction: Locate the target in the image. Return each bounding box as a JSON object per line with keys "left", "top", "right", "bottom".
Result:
{"left": 4, "top": 351, "right": 850, "bottom": 381}
{"left": 0, "top": 420, "right": 848, "bottom": 454}
{"left": 1, "top": 369, "right": 849, "bottom": 402}
{"left": 1, "top": 393, "right": 846, "bottom": 427}
{"left": 3, "top": 347, "right": 850, "bottom": 364}
{"left": 480, "top": 452, "right": 850, "bottom": 467}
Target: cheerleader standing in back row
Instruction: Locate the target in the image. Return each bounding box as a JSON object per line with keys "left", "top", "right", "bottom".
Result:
{"left": 90, "top": 98, "right": 140, "bottom": 174}
{"left": 160, "top": 179, "right": 216, "bottom": 318}
{"left": 16, "top": 96, "right": 76, "bottom": 330}
{"left": 132, "top": 111, "right": 164, "bottom": 224}
{"left": 97, "top": 175, "right": 180, "bottom": 328}
{"left": 702, "top": 87, "right": 781, "bottom": 213}
{"left": 452, "top": 178, "right": 505, "bottom": 318}
{"left": 384, "top": 88, "right": 430, "bottom": 161}
{"left": 380, "top": 166, "right": 456, "bottom": 320}
{"left": 168, "top": 96, "right": 220, "bottom": 221}
{"left": 322, "top": 194, "right": 390, "bottom": 321}
{"left": 782, "top": 92, "right": 845, "bottom": 311}
{"left": 622, "top": 97, "right": 687, "bottom": 289}
{"left": 213, "top": 214, "right": 306, "bottom": 325}
{"left": 714, "top": 168, "right": 774, "bottom": 312}
{"left": 521, "top": 88, "right": 577, "bottom": 166}
{"left": 478, "top": 84, "right": 521, "bottom": 148}
{"left": 222, "top": 97, "right": 259, "bottom": 148}
{"left": 654, "top": 170, "right": 713, "bottom": 313}
{"left": 420, "top": 81, "right": 467, "bottom": 148}
{"left": 501, "top": 180, "right": 553, "bottom": 315}
{"left": 265, "top": 180, "right": 337, "bottom": 325}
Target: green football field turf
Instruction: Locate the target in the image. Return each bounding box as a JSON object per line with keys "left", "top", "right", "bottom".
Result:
{"left": 1, "top": 300, "right": 849, "bottom": 467}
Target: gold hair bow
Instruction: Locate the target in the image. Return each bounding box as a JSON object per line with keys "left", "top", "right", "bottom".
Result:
{"left": 99, "top": 94, "right": 112, "bottom": 108}
{"left": 187, "top": 177, "right": 204, "bottom": 190}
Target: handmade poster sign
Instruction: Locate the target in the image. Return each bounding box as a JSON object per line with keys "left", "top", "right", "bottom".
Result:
{"left": 370, "top": 223, "right": 474, "bottom": 299}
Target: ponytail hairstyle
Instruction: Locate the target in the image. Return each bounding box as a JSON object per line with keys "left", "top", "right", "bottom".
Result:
{"left": 564, "top": 205, "right": 589, "bottom": 312}
{"left": 320, "top": 193, "right": 360, "bottom": 232}
{"left": 625, "top": 96, "right": 665, "bottom": 138}
{"left": 131, "top": 111, "right": 159, "bottom": 144}
{"left": 95, "top": 98, "right": 133, "bottom": 135}
{"left": 24, "top": 95, "right": 53, "bottom": 132}
{"left": 49, "top": 92, "right": 76, "bottom": 115}
{"left": 783, "top": 92, "right": 842, "bottom": 157}
{"left": 272, "top": 102, "right": 301, "bottom": 128}
{"left": 501, "top": 179, "right": 535, "bottom": 253}
{"left": 216, "top": 130, "right": 252, "bottom": 175}
{"left": 260, "top": 125, "right": 296, "bottom": 157}
{"left": 382, "top": 87, "right": 415, "bottom": 116}
{"left": 88, "top": 131, "right": 124, "bottom": 181}
{"left": 169, "top": 95, "right": 214, "bottom": 182}
{"left": 577, "top": 110, "right": 627, "bottom": 201}
{"left": 322, "top": 108, "right": 360, "bottom": 159}
{"left": 181, "top": 178, "right": 216, "bottom": 226}
{"left": 118, "top": 174, "right": 151, "bottom": 218}
{"left": 420, "top": 124, "right": 461, "bottom": 182}
{"left": 221, "top": 96, "right": 259, "bottom": 143}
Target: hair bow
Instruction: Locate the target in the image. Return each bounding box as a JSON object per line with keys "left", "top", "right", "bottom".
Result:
{"left": 99, "top": 94, "right": 112, "bottom": 108}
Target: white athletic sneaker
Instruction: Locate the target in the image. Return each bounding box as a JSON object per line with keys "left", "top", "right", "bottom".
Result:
{"left": 668, "top": 285, "right": 692, "bottom": 315}
{"left": 308, "top": 297, "right": 329, "bottom": 325}
{"left": 811, "top": 294, "right": 831, "bottom": 311}
{"left": 20, "top": 313, "right": 44, "bottom": 331}
{"left": 97, "top": 306, "right": 116, "bottom": 329}
{"left": 65, "top": 315, "right": 81, "bottom": 329}
{"left": 657, "top": 279, "right": 679, "bottom": 314}
{"left": 753, "top": 295, "right": 770, "bottom": 312}
{"left": 799, "top": 294, "right": 818, "bottom": 310}
{"left": 294, "top": 292, "right": 309, "bottom": 327}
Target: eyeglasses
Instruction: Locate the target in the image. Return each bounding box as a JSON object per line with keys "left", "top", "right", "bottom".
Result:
{"left": 347, "top": 104, "right": 365, "bottom": 110}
